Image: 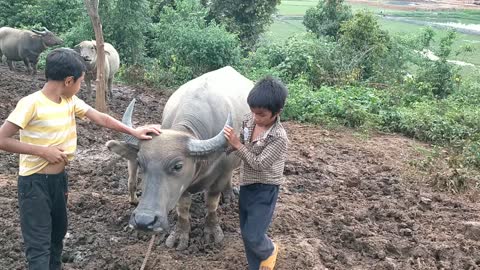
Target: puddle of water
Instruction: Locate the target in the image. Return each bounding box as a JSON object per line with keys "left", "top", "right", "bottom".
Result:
{"left": 387, "top": 1, "right": 418, "bottom": 6}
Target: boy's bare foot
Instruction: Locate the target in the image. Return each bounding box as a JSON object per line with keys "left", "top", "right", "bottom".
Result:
{"left": 259, "top": 242, "right": 279, "bottom": 270}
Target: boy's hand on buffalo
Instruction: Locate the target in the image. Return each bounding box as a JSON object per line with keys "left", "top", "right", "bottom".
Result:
{"left": 132, "top": 125, "right": 162, "bottom": 140}
{"left": 42, "top": 146, "right": 68, "bottom": 164}
{"left": 223, "top": 126, "right": 242, "bottom": 150}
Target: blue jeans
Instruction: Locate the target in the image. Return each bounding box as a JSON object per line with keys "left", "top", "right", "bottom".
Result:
{"left": 18, "top": 172, "right": 69, "bottom": 270}
{"left": 239, "top": 183, "right": 279, "bottom": 270}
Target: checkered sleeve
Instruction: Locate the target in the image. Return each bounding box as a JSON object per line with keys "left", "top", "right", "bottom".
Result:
{"left": 235, "top": 136, "right": 288, "bottom": 171}
{"left": 225, "top": 145, "right": 235, "bottom": 155}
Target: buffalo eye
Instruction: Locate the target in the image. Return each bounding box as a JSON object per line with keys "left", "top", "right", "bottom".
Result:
{"left": 173, "top": 162, "right": 183, "bottom": 172}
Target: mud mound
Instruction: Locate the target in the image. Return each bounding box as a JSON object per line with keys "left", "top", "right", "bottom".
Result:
{"left": 0, "top": 65, "right": 479, "bottom": 269}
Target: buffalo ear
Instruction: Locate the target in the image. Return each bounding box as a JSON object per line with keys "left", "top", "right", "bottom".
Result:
{"left": 106, "top": 140, "right": 139, "bottom": 161}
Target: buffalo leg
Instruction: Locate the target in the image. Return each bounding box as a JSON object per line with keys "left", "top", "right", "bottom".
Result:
{"left": 204, "top": 191, "right": 224, "bottom": 244}
{"left": 31, "top": 58, "right": 38, "bottom": 76}
{"left": 165, "top": 193, "right": 191, "bottom": 250}
{"left": 7, "top": 59, "right": 15, "bottom": 71}
{"left": 84, "top": 72, "right": 93, "bottom": 100}
{"left": 107, "top": 77, "right": 113, "bottom": 100}
{"left": 23, "top": 59, "right": 32, "bottom": 74}
{"left": 127, "top": 160, "right": 139, "bottom": 205}
{"left": 221, "top": 179, "right": 234, "bottom": 205}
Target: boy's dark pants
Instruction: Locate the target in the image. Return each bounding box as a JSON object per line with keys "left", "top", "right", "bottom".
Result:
{"left": 17, "top": 172, "right": 68, "bottom": 270}
{"left": 239, "top": 183, "right": 279, "bottom": 270}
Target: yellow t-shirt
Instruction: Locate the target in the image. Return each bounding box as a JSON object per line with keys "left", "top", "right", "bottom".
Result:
{"left": 7, "top": 91, "right": 92, "bottom": 176}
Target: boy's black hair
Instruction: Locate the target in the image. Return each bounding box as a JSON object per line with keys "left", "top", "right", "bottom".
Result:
{"left": 45, "top": 48, "right": 87, "bottom": 82}
{"left": 247, "top": 76, "right": 288, "bottom": 115}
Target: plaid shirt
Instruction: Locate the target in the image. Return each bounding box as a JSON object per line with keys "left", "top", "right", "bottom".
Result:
{"left": 227, "top": 113, "right": 288, "bottom": 186}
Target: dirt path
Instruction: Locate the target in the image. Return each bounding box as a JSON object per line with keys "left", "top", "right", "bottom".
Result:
{"left": 0, "top": 65, "right": 479, "bottom": 269}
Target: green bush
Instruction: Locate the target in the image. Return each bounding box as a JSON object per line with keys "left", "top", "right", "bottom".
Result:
{"left": 283, "top": 78, "right": 385, "bottom": 128}
{"left": 206, "top": 0, "right": 281, "bottom": 50}
{"left": 303, "top": 0, "right": 353, "bottom": 39}
{"left": 242, "top": 33, "right": 362, "bottom": 87}
{"left": 411, "top": 31, "right": 461, "bottom": 99}
{"left": 386, "top": 100, "right": 478, "bottom": 143}
{"left": 338, "top": 11, "right": 390, "bottom": 80}
{"left": 146, "top": 0, "right": 241, "bottom": 86}
{"left": 0, "top": 0, "right": 84, "bottom": 33}
{"left": 107, "top": 0, "right": 150, "bottom": 65}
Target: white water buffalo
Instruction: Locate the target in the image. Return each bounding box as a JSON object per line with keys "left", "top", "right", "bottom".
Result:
{"left": 0, "top": 27, "right": 63, "bottom": 74}
{"left": 74, "top": 41, "right": 120, "bottom": 99}
{"left": 106, "top": 66, "right": 252, "bottom": 250}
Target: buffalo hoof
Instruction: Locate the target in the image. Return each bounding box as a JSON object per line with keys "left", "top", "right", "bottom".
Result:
{"left": 129, "top": 196, "right": 139, "bottom": 206}
{"left": 204, "top": 224, "right": 224, "bottom": 244}
{"left": 165, "top": 229, "right": 189, "bottom": 251}
{"left": 221, "top": 188, "right": 238, "bottom": 205}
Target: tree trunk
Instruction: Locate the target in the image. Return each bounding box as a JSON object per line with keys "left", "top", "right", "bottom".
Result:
{"left": 84, "top": 0, "right": 107, "bottom": 112}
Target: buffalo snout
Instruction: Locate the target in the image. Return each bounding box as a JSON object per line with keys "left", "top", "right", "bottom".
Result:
{"left": 130, "top": 210, "right": 169, "bottom": 232}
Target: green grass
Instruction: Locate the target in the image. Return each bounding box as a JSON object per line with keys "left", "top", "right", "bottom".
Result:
{"left": 269, "top": 0, "right": 480, "bottom": 67}
{"left": 379, "top": 19, "right": 480, "bottom": 66}
{"left": 277, "top": 0, "right": 318, "bottom": 16}
{"left": 383, "top": 10, "right": 480, "bottom": 25}
{"left": 277, "top": 1, "right": 388, "bottom": 16}
{"left": 264, "top": 18, "right": 305, "bottom": 42}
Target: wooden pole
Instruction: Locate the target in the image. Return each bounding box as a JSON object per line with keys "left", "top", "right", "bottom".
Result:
{"left": 83, "top": 0, "right": 108, "bottom": 112}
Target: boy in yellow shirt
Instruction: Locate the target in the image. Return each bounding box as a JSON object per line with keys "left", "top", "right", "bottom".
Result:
{"left": 0, "top": 48, "right": 159, "bottom": 270}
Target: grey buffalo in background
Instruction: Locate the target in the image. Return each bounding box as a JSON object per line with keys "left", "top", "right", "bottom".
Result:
{"left": 0, "top": 26, "right": 63, "bottom": 75}
{"left": 74, "top": 40, "right": 120, "bottom": 100}
{"left": 106, "top": 66, "right": 252, "bottom": 250}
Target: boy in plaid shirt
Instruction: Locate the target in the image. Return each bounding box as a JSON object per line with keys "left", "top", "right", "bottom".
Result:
{"left": 224, "top": 76, "right": 288, "bottom": 270}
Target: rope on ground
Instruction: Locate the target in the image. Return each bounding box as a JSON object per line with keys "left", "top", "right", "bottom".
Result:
{"left": 140, "top": 234, "right": 156, "bottom": 270}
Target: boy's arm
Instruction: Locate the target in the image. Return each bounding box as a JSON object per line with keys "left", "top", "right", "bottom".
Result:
{"left": 223, "top": 126, "right": 287, "bottom": 170}
{"left": 84, "top": 109, "right": 161, "bottom": 139}
{"left": 235, "top": 137, "right": 287, "bottom": 171}
{"left": 0, "top": 121, "right": 68, "bottom": 164}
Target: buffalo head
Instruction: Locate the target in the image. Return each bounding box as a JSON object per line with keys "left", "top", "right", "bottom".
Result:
{"left": 32, "top": 27, "right": 63, "bottom": 47}
{"left": 106, "top": 99, "right": 231, "bottom": 232}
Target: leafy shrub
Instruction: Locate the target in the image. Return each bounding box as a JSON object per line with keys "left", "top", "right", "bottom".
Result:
{"left": 242, "top": 33, "right": 362, "bottom": 86}
{"left": 146, "top": 0, "right": 241, "bottom": 86}
{"left": 283, "top": 78, "right": 386, "bottom": 128}
{"left": 410, "top": 30, "right": 461, "bottom": 99}
{"left": 386, "top": 100, "right": 478, "bottom": 143}
{"left": 205, "top": 0, "right": 281, "bottom": 49}
{"left": 107, "top": 0, "right": 150, "bottom": 65}
{"left": 0, "top": 0, "right": 84, "bottom": 33}
{"left": 303, "top": 0, "right": 353, "bottom": 39}
{"left": 338, "top": 11, "right": 390, "bottom": 80}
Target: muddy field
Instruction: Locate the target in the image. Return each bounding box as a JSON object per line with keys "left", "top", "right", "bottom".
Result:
{"left": 0, "top": 65, "right": 479, "bottom": 270}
